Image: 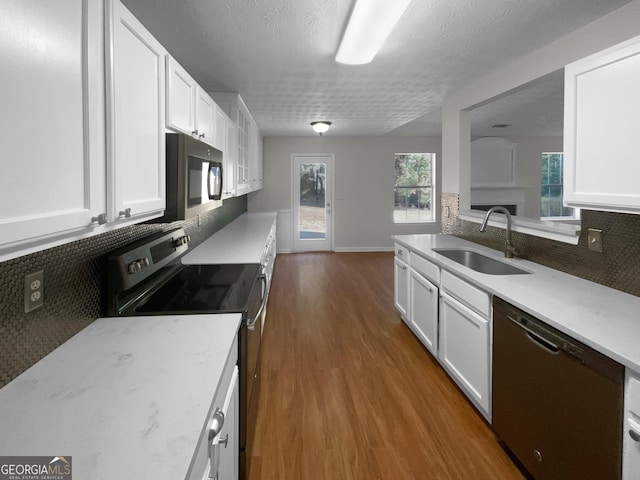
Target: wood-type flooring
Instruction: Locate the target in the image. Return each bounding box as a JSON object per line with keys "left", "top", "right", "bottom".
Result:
{"left": 249, "top": 252, "right": 525, "bottom": 480}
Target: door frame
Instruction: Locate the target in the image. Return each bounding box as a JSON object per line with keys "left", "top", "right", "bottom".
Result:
{"left": 291, "top": 153, "right": 335, "bottom": 252}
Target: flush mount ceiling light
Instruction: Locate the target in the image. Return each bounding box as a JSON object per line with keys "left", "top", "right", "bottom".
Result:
{"left": 335, "top": 0, "right": 413, "bottom": 65}
{"left": 311, "top": 121, "right": 331, "bottom": 135}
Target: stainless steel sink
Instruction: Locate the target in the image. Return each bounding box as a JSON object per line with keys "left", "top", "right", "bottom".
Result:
{"left": 433, "top": 249, "right": 531, "bottom": 275}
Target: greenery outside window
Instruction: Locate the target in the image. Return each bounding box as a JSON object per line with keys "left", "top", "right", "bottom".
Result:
{"left": 394, "top": 153, "right": 435, "bottom": 223}
{"left": 541, "top": 152, "right": 576, "bottom": 219}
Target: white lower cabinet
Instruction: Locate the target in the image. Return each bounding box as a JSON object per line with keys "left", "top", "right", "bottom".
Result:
{"left": 624, "top": 370, "right": 640, "bottom": 480}
{"left": 189, "top": 337, "right": 239, "bottom": 480}
{"left": 409, "top": 269, "right": 438, "bottom": 356}
{"left": 394, "top": 256, "right": 410, "bottom": 322}
{"left": 438, "top": 291, "right": 491, "bottom": 420}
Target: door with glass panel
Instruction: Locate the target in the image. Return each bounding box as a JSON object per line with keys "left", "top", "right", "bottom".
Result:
{"left": 292, "top": 155, "right": 333, "bottom": 252}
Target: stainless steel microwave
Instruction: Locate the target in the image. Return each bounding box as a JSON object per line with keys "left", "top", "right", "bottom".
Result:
{"left": 158, "top": 133, "right": 223, "bottom": 222}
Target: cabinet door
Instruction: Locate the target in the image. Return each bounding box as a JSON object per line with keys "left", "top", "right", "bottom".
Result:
{"left": 394, "top": 257, "right": 410, "bottom": 321}
{"left": 223, "top": 117, "right": 237, "bottom": 199}
{"left": 209, "top": 366, "right": 239, "bottom": 480}
{"left": 0, "top": 0, "right": 106, "bottom": 259}
{"left": 439, "top": 292, "right": 490, "bottom": 419}
{"left": 195, "top": 86, "right": 215, "bottom": 145}
{"left": 107, "top": 0, "right": 166, "bottom": 222}
{"left": 236, "top": 107, "right": 250, "bottom": 195}
{"left": 213, "top": 104, "right": 226, "bottom": 152}
{"left": 248, "top": 119, "right": 263, "bottom": 192}
{"left": 166, "top": 56, "right": 196, "bottom": 135}
{"left": 564, "top": 35, "right": 640, "bottom": 213}
{"left": 409, "top": 270, "right": 439, "bottom": 356}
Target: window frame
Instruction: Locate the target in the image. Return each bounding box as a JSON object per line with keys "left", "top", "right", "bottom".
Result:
{"left": 393, "top": 152, "right": 436, "bottom": 224}
{"left": 540, "top": 152, "right": 579, "bottom": 220}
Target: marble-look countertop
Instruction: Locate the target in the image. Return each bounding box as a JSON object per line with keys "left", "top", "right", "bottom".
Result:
{"left": 393, "top": 234, "right": 640, "bottom": 373}
{"left": 0, "top": 314, "right": 241, "bottom": 480}
{"left": 181, "top": 212, "right": 277, "bottom": 265}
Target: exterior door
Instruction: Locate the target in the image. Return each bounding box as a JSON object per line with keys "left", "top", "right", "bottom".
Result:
{"left": 292, "top": 155, "right": 333, "bottom": 252}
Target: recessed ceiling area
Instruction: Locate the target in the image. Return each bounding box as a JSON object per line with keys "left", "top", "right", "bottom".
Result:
{"left": 121, "top": 0, "right": 632, "bottom": 136}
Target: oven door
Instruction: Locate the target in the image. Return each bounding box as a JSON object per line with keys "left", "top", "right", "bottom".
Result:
{"left": 240, "top": 273, "right": 266, "bottom": 479}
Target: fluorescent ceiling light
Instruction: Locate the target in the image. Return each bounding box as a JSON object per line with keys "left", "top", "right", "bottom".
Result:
{"left": 335, "top": 0, "right": 413, "bottom": 65}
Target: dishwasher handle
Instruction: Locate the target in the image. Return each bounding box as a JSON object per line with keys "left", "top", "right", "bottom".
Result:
{"left": 506, "top": 313, "right": 582, "bottom": 360}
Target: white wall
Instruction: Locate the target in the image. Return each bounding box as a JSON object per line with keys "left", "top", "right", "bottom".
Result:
{"left": 443, "top": 0, "right": 640, "bottom": 207}
{"left": 248, "top": 136, "right": 442, "bottom": 251}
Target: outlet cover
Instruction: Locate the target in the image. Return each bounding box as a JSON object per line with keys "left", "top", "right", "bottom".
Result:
{"left": 588, "top": 228, "right": 603, "bottom": 253}
{"left": 24, "top": 270, "right": 44, "bottom": 313}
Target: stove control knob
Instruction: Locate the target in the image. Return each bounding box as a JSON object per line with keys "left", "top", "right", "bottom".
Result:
{"left": 141, "top": 257, "right": 150, "bottom": 268}
{"left": 173, "top": 235, "right": 191, "bottom": 248}
{"left": 127, "top": 262, "right": 140, "bottom": 274}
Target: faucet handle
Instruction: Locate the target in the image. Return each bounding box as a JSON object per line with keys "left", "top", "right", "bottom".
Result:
{"left": 505, "top": 242, "right": 518, "bottom": 258}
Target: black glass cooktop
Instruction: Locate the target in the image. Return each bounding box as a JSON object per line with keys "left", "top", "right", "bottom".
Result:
{"left": 135, "top": 263, "right": 261, "bottom": 314}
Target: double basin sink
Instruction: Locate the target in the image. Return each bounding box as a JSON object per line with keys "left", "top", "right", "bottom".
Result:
{"left": 433, "top": 249, "right": 530, "bottom": 275}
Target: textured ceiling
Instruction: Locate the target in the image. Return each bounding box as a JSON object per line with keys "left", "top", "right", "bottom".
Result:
{"left": 121, "top": 0, "right": 631, "bottom": 136}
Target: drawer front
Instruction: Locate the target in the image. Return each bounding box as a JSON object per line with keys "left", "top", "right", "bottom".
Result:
{"left": 441, "top": 269, "right": 490, "bottom": 318}
{"left": 411, "top": 253, "right": 440, "bottom": 285}
{"left": 395, "top": 243, "right": 410, "bottom": 262}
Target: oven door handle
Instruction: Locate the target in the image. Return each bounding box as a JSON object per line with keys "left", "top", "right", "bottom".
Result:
{"left": 247, "top": 274, "right": 268, "bottom": 331}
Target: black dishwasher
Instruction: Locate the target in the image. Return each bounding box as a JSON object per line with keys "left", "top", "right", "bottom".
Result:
{"left": 492, "top": 296, "right": 624, "bottom": 480}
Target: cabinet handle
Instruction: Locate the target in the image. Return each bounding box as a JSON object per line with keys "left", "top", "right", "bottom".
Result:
{"left": 200, "top": 132, "right": 205, "bottom": 139}
{"left": 119, "top": 208, "right": 131, "bottom": 218}
{"left": 630, "top": 429, "right": 640, "bottom": 442}
{"left": 91, "top": 213, "right": 107, "bottom": 225}
{"left": 219, "top": 434, "right": 229, "bottom": 448}
{"left": 397, "top": 249, "right": 403, "bottom": 256}
{"left": 192, "top": 129, "right": 199, "bottom": 136}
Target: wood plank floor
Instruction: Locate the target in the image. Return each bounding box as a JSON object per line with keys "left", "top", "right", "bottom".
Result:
{"left": 249, "top": 252, "right": 525, "bottom": 480}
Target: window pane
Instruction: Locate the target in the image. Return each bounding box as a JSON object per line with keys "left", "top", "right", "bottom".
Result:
{"left": 541, "top": 152, "right": 576, "bottom": 219}
{"left": 298, "top": 163, "right": 326, "bottom": 239}
{"left": 394, "top": 152, "right": 435, "bottom": 224}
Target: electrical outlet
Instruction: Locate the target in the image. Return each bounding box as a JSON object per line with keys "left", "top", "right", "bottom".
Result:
{"left": 24, "top": 270, "right": 44, "bottom": 313}
{"left": 588, "top": 228, "right": 603, "bottom": 253}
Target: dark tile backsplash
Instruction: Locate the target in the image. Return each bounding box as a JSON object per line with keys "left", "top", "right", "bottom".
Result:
{"left": 0, "top": 196, "right": 247, "bottom": 388}
{"left": 441, "top": 192, "right": 640, "bottom": 297}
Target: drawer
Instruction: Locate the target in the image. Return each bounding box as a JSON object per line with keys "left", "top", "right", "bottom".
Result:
{"left": 411, "top": 253, "right": 440, "bottom": 285}
{"left": 395, "top": 243, "right": 410, "bottom": 262}
{"left": 627, "top": 371, "right": 640, "bottom": 415}
{"left": 440, "top": 269, "right": 490, "bottom": 318}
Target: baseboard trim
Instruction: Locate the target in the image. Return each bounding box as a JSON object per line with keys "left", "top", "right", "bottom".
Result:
{"left": 334, "top": 246, "right": 395, "bottom": 253}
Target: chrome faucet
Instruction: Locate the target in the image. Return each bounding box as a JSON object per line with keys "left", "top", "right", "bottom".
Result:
{"left": 479, "top": 206, "right": 517, "bottom": 258}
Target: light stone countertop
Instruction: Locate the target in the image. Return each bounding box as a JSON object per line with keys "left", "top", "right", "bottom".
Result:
{"left": 182, "top": 212, "right": 277, "bottom": 265}
{"left": 0, "top": 313, "right": 241, "bottom": 480}
{"left": 393, "top": 234, "right": 640, "bottom": 373}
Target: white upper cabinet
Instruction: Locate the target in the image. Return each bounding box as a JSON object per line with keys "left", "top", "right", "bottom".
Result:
{"left": 0, "top": 0, "right": 106, "bottom": 261}
{"left": 166, "top": 56, "right": 218, "bottom": 146}
{"left": 106, "top": 0, "right": 166, "bottom": 223}
{"left": 213, "top": 104, "right": 227, "bottom": 152}
{"left": 564, "top": 35, "right": 640, "bottom": 213}
{"left": 195, "top": 86, "right": 215, "bottom": 144}
{"left": 166, "top": 56, "right": 197, "bottom": 135}
{"left": 222, "top": 113, "right": 237, "bottom": 199}
{"left": 210, "top": 92, "right": 263, "bottom": 196}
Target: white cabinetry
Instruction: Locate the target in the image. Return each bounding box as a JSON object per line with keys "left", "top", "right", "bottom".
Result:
{"left": 438, "top": 270, "right": 491, "bottom": 420}
{"left": 166, "top": 56, "right": 197, "bottom": 135}
{"left": 393, "top": 244, "right": 410, "bottom": 322}
{"left": 189, "top": 337, "right": 239, "bottom": 480}
{"left": 106, "top": 0, "right": 166, "bottom": 223}
{"left": 624, "top": 370, "right": 640, "bottom": 480}
{"left": 210, "top": 92, "right": 263, "bottom": 195}
{"left": 166, "top": 57, "right": 218, "bottom": 146}
{"left": 409, "top": 254, "right": 440, "bottom": 357}
{"left": 0, "top": 0, "right": 106, "bottom": 260}
{"left": 564, "top": 35, "right": 640, "bottom": 214}
{"left": 222, "top": 114, "right": 237, "bottom": 199}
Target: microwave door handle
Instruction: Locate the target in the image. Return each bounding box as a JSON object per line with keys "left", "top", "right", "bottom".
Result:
{"left": 207, "top": 164, "right": 222, "bottom": 200}
{"left": 207, "top": 165, "right": 215, "bottom": 200}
